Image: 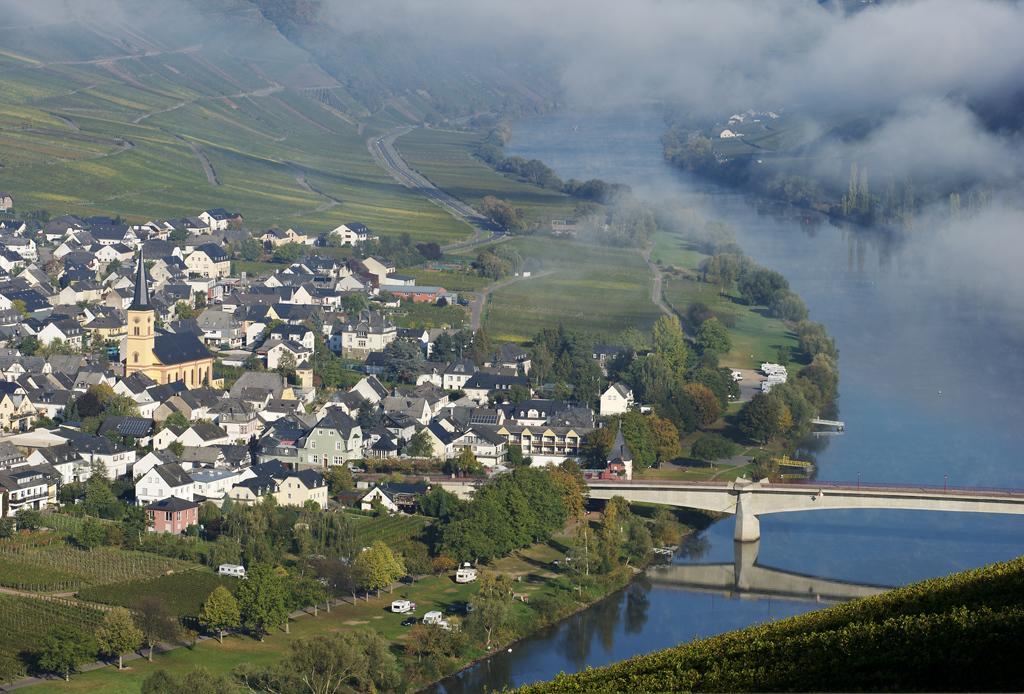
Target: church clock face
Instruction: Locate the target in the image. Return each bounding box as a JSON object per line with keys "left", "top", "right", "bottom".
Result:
{"left": 133, "top": 317, "right": 140, "bottom": 324}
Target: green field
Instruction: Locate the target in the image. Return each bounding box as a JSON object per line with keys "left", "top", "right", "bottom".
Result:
{"left": 0, "top": 1, "right": 468, "bottom": 244}
{"left": 478, "top": 237, "right": 663, "bottom": 342}
{"left": 0, "top": 537, "right": 200, "bottom": 592}
{"left": 395, "top": 128, "right": 580, "bottom": 225}
{"left": 0, "top": 595, "right": 105, "bottom": 682}
{"left": 27, "top": 573, "right": 481, "bottom": 693}
{"left": 650, "top": 228, "right": 798, "bottom": 369}
{"left": 344, "top": 512, "right": 431, "bottom": 548}
{"left": 77, "top": 570, "right": 236, "bottom": 619}
{"left": 24, "top": 534, "right": 582, "bottom": 693}
{"left": 402, "top": 267, "right": 491, "bottom": 292}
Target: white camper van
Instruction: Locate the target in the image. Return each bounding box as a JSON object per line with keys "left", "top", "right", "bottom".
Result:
{"left": 390, "top": 599, "right": 415, "bottom": 613}
{"left": 423, "top": 610, "right": 444, "bottom": 625}
{"left": 455, "top": 563, "right": 478, "bottom": 584}
{"left": 217, "top": 564, "right": 246, "bottom": 579}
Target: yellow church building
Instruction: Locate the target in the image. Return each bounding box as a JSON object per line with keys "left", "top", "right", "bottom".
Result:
{"left": 124, "top": 251, "right": 215, "bottom": 388}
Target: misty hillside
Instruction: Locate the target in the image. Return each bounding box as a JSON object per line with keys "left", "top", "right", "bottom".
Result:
{"left": 249, "top": 0, "right": 560, "bottom": 122}
{"left": 0, "top": 0, "right": 553, "bottom": 234}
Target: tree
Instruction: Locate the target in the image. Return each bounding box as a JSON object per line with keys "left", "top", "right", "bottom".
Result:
{"left": 236, "top": 565, "right": 288, "bottom": 641}
{"left": 324, "top": 466, "right": 353, "bottom": 495}
{"left": 682, "top": 382, "right": 721, "bottom": 429}
{"left": 275, "top": 350, "right": 296, "bottom": 380}
{"left": 353, "top": 541, "right": 405, "bottom": 596}
{"left": 381, "top": 340, "right": 424, "bottom": 383}
{"left": 648, "top": 414, "right": 681, "bottom": 464}
{"left": 651, "top": 315, "right": 688, "bottom": 375}
{"left": 738, "top": 392, "right": 783, "bottom": 444}
{"left": 272, "top": 242, "right": 305, "bottom": 263}
{"left": 142, "top": 667, "right": 242, "bottom": 694}
{"left": 16, "top": 508, "right": 42, "bottom": 530}
{"left": 237, "top": 238, "right": 262, "bottom": 262}
{"left": 287, "top": 575, "right": 329, "bottom": 621}
{"left": 37, "top": 625, "right": 95, "bottom": 681}
{"left": 690, "top": 433, "right": 739, "bottom": 462}
{"left": 466, "top": 574, "right": 514, "bottom": 649}
{"left": 234, "top": 631, "right": 400, "bottom": 694}
{"left": 506, "top": 444, "right": 528, "bottom": 467}
{"left": 473, "top": 250, "right": 511, "bottom": 280}
{"left": 598, "top": 497, "right": 627, "bottom": 572}
{"left": 135, "top": 597, "right": 180, "bottom": 661}
{"left": 444, "top": 446, "right": 482, "bottom": 475}
{"left": 163, "top": 411, "right": 191, "bottom": 431}
{"left": 480, "top": 196, "right": 525, "bottom": 231}
{"left": 199, "top": 587, "right": 240, "bottom": 644}
{"left": 418, "top": 487, "right": 462, "bottom": 520}
{"left": 74, "top": 517, "right": 109, "bottom": 549}
{"left": 83, "top": 468, "right": 122, "bottom": 520}
{"left": 696, "top": 317, "right": 731, "bottom": 356}
{"left": 18, "top": 335, "right": 39, "bottom": 355}
{"left": 739, "top": 267, "right": 789, "bottom": 306}
{"left": 95, "top": 607, "right": 143, "bottom": 670}
{"left": 405, "top": 429, "right": 434, "bottom": 459}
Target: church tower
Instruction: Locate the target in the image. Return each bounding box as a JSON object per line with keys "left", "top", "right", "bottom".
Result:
{"left": 125, "top": 250, "right": 156, "bottom": 373}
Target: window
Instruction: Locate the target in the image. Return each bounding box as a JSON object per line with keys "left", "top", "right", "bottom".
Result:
{"left": 133, "top": 352, "right": 139, "bottom": 363}
{"left": 133, "top": 327, "right": 140, "bottom": 336}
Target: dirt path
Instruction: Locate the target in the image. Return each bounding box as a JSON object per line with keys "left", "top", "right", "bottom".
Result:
{"left": 173, "top": 135, "right": 219, "bottom": 186}
{"left": 642, "top": 246, "right": 673, "bottom": 317}
{"left": 288, "top": 163, "right": 342, "bottom": 213}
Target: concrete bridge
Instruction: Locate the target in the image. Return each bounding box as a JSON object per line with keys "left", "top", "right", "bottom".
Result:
{"left": 648, "top": 540, "right": 888, "bottom": 602}
{"left": 587, "top": 478, "right": 1024, "bottom": 542}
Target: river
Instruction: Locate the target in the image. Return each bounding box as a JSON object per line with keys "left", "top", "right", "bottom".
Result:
{"left": 433, "top": 108, "right": 1024, "bottom": 692}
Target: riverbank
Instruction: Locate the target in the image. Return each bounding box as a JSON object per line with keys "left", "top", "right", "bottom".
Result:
{"left": 14, "top": 522, "right": 657, "bottom": 693}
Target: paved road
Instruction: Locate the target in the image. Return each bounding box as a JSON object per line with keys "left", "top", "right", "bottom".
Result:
{"left": 367, "top": 127, "right": 504, "bottom": 251}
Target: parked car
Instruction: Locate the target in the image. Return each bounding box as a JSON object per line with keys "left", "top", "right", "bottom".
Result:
{"left": 401, "top": 616, "right": 418, "bottom": 627}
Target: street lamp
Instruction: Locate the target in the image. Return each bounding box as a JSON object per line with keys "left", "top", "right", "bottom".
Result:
{"left": 944, "top": 474, "right": 948, "bottom": 493}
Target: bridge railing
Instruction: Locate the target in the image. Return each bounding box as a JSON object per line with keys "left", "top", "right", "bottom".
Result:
{"left": 585, "top": 478, "right": 1024, "bottom": 498}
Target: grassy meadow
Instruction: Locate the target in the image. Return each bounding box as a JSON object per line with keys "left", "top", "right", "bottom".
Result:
{"left": 394, "top": 128, "right": 580, "bottom": 225}
{"left": 476, "top": 237, "right": 663, "bottom": 342}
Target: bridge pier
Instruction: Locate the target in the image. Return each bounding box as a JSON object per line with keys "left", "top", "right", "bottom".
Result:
{"left": 734, "top": 494, "right": 760, "bottom": 542}
{"left": 734, "top": 539, "right": 760, "bottom": 591}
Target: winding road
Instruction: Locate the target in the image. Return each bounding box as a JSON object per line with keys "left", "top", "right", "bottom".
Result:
{"left": 367, "top": 127, "right": 504, "bottom": 251}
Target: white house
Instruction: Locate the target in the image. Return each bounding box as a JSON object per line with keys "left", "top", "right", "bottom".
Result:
{"left": 599, "top": 383, "right": 634, "bottom": 417}
{"left": 135, "top": 463, "right": 195, "bottom": 506}
{"left": 330, "top": 222, "right": 377, "bottom": 246}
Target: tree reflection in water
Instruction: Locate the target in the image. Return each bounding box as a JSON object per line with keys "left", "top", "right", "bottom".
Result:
{"left": 624, "top": 575, "right": 651, "bottom": 634}
{"left": 678, "top": 534, "right": 711, "bottom": 560}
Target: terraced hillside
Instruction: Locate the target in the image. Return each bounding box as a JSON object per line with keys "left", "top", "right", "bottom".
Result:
{"left": 0, "top": 0, "right": 473, "bottom": 242}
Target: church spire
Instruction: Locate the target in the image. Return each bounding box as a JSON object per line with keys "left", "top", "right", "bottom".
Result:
{"left": 130, "top": 248, "right": 151, "bottom": 310}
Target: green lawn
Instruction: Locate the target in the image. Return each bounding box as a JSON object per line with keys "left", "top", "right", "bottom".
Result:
{"left": 402, "top": 267, "right": 491, "bottom": 293}
{"left": 395, "top": 128, "right": 580, "bottom": 226}
{"left": 481, "top": 237, "right": 662, "bottom": 342}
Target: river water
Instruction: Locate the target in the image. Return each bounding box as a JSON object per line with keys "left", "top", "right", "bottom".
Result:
{"left": 434, "top": 108, "right": 1024, "bottom": 692}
